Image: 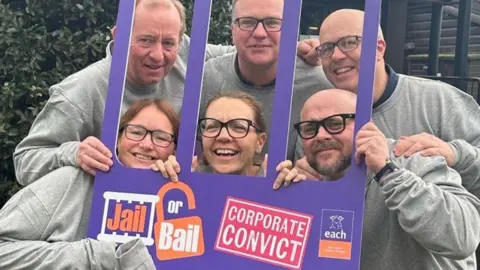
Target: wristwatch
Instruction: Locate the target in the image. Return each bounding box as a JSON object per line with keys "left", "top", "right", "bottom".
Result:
{"left": 374, "top": 159, "right": 399, "bottom": 182}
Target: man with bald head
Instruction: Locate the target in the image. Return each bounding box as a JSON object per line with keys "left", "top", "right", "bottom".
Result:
{"left": 287, "top": 89, "right": 480, "bottom": 270}
{"left": 200, "top": 0, "right": 333, "bottom": 166}
{"left": 295, "top": 9, "right": 480, "bottom": 200}
{"left": 318, "top": 9, "right": 387, "bottom": 101}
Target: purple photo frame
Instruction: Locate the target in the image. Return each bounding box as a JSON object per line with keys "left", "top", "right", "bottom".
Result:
{"left": 87, "top": 0, "right": 382, "bottom": 269}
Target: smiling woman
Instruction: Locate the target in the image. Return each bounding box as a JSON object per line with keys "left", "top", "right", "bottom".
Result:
{"left": 0, "top": 97, "right": 181, "bottom": 269}
{"left": 150, "top": 91, "right": 305, "bottom": 185}
{"left": 198, "top": 91, "right": 267, "bottom": 176}
{"left": 117, "top": 98, "right": 180, "bottom": 169}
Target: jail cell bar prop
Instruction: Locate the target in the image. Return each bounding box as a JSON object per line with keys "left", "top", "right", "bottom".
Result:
{"left": 87, "top": 0, "right": 382, "bottom": 268}
{"left": 97, "top": 192, "right": 158, "bottom": 246}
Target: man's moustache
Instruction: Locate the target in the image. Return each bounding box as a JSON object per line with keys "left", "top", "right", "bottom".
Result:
{"left": 311, "top": 141, "right": 342, "bottom": 153}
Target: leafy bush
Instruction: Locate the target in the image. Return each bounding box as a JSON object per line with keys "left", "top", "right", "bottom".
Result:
{"left": 0, "top": 0, "right": 232, "bottom": 207}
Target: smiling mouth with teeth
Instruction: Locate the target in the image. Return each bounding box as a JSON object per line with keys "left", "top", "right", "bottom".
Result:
{"left": 134, "top": 153, "right": 154, "bottom": 161}
{"left": 214, "top": 149, "right": 239, "bottom": 156}
{"left": 335, "top": 67, "right": 354, "bottom": 75}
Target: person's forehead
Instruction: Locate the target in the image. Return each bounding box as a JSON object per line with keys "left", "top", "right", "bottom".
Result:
{"left": 302, "top": 92, "right": 356, "bottom": 119}
{"left": 133, "top": 8, "right": 181, "bottom": 35}
{"left": 132, "top": 105, "right": 164, "bottom": 120}
{"left": 135, "top": 3, "right": 179, "bottom": 23}
{"left": 129, "top": 107, "right": 173, "bottom": 131}
{"left": 320, "top": 18, "right": 362, "bottom": 43}
{"left": 320, "top": 29, "right": 361, "bottom": 44}
{"left": 235, "top": 0, "right": 283, "bottom": 17}
{"left": 301, "top": 104, "right": 344, "bottom": 121}
{"left": 206, "top": 98, "right": 255, "bottom": 118}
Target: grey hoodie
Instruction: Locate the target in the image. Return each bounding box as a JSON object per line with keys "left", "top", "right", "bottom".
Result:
{"left": 0, "top": 166, "right": 155, "bottom": 269}
{"left": 293, "top": 73, "right": 480, "bottom": 199}
{"left": 355, "top": 140, "right": 479, "bottom": 269}
{"left": 373, "top": 74, "right": 480, "bottom": 199}
{"left": 13, "top": 35, "right": 235, "bottom": 186}
{"left": 2, "top": 141, "right": 479, "bottom": 269}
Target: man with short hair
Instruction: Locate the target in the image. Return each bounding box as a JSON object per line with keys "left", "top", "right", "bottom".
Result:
{"left": 201, "top": 0, "right": 333, "bottom": 164}
{"left": 13, "top": 0, "right": 237, "bottom": 185}
{"left": 14, "top": 0, "right": 323, "bottom": 185}
{"left": 295, "top": 9, "right": 480, "bottom": 200}
{"left": 287, "top": 89, "right": 480, "bottom": 270}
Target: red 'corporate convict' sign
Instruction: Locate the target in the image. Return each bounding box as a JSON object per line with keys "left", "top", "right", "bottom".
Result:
{"left": 215, "top": 197, "right": 313, "bottom": 269}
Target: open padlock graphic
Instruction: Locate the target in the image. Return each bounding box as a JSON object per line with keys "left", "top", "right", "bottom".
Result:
{"left": 154, "top": 182, "right": 205, "bottom": 260}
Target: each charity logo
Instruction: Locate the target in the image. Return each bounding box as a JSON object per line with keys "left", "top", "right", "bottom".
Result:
{"left": 215, "top": 197, "right": 313, "bottom": 269}
{"left": 319, "top": 209, "right": 354, "bottom": 260}
{"left": 329, "top": 215, "right": 344, "bottom": 230}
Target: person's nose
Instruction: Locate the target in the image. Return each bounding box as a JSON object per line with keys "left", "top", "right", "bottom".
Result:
{"left": 139, "top": 133, "right": 155, "bottom": 150}
{"left": 331, "top": 45, "right": 347, "bottom": 61}
{"left": 315, "top": 125, "right": 333, "bottom": 141}
{"left": 148, "top": 43, "right": 165, "bottom": 63}
{"left": 252, "top": 22, "right": 268, "bottom": 38}
{"left": 216, "top": 126, "right": 233, "bottom": 142}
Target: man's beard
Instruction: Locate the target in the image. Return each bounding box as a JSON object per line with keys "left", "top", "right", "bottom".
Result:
{"left": 309, "top": 155, "right": 351, "bottom": 178}
{"left": 307, "top": 140, "right": 351, "bottom": 179}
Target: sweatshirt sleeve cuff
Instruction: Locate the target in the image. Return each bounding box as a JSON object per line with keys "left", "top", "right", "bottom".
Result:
{"left": 59, "top": 141, "right": 81, "bottom": 168}
{"left": 448, "top": 139, "right": 475, "bottom": 171}
{"left": 116, "top": 238, "right": 155, "bottom": 270}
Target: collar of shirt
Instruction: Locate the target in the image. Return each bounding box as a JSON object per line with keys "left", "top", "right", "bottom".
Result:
{"left": 234, "top": 53, "right": 276, "bottom": 88}
{"left": 372, "top": 64, "right": 399, "bottom": 109}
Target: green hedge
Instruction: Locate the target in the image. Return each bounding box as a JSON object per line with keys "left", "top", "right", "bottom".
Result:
{"left": 0, "top": 0, "right": 232, "bottom": 207}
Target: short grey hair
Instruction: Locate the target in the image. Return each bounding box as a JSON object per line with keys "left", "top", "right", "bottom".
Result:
{"left": 136, "top": 0, "right": 186, "bottom": 40}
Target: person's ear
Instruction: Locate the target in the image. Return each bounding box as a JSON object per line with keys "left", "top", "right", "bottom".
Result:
{"left": 376, "top": 39, "right": 386, "bottom": 61}
{"left": 256, "top": 132, "right": 267, "bottom": 153}
{"left": 111, "top": 26, "right": 117, "bottom": 39}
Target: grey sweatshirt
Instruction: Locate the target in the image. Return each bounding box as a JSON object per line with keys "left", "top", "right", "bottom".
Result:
{"left": 201, "top": 53, "right": 333, "bottom": 162}
{"left": 372, "top": 74, "right": 480, "bottom": 198}
{"left": 13, "top": 35, "right": 235, "bottom": 186}
{"left": 294, "top": 72, "right": 480, "bottom": 198}
{"left": 348, "top": 140, "right": 479, "bottom": 269}
{"left": 0, "top": 166, "right": 155, "bottom": 269}
{"left": 2, "top": 143, "right": 478, "bottom": 269}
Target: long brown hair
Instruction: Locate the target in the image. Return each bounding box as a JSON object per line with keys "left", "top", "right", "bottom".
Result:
{"left": 119, "top": 98, "right": 180, "bottom": 140}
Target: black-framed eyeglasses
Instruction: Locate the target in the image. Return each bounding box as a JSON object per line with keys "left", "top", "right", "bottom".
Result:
{"left": 293, "top": 114, "right": 355, "bottom": 140}
{"left": 198, "top": 118, "right": 262, "bottom": 139}
{"left": 234, "top": 17, "right": 283, "bottom": 32}
{"left": 121, "top": 124, "right": 176, "bottom": 148}
{"left": 315, "top": 35, "right": 362, "bottom": 59}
